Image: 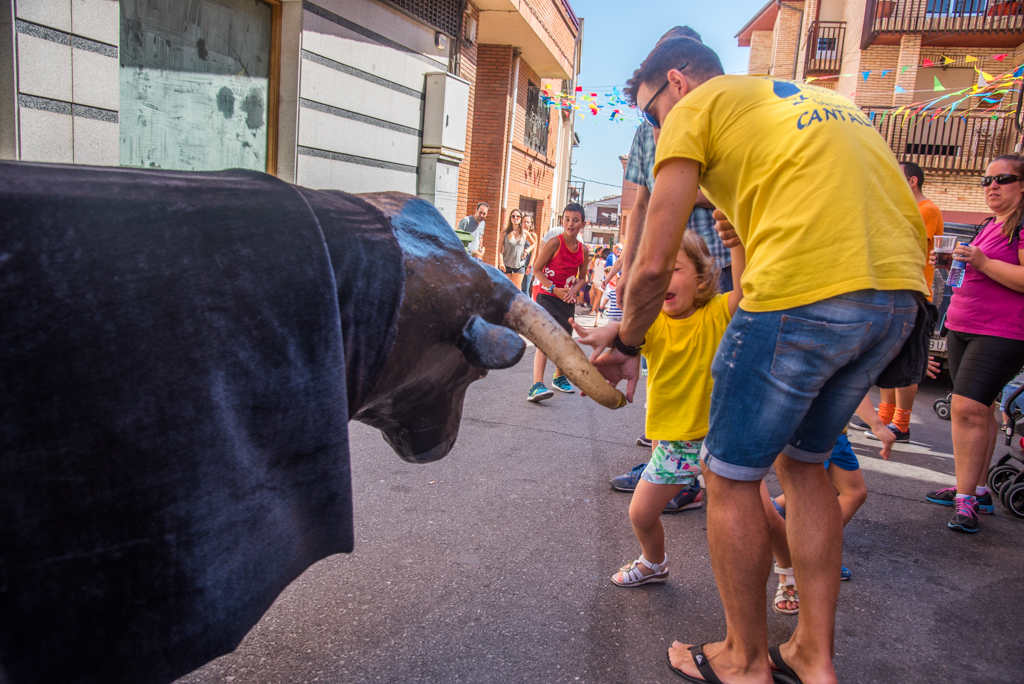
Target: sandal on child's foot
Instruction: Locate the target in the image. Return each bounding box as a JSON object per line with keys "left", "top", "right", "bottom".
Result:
{"left": 611, "top": 553, "right": 668, "bottom": 587}
{"left": 773, "top": 563, "right": 799, "bottom": 615}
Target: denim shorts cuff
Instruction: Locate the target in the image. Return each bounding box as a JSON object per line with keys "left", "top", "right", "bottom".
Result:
{"left": 782, "top": 443, "right": 832, "bottom": 464}
{"left": 700, "top": 443, "right": 771, "bottom": 482}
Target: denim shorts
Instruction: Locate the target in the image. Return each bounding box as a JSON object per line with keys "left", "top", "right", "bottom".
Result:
{"left": 701, "top": 290, "right": 918, "bottom": 481}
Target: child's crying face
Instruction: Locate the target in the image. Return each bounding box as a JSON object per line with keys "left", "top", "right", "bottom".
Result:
{"left": 663, "top": 248, "right": 700, "bottom": 318}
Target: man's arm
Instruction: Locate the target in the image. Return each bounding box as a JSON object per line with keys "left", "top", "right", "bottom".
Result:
{"left": 619, "top": 158, "right": 700, "bottom": 347}
{"left": 621, "top": 185, "right": 650, "bottom": 282}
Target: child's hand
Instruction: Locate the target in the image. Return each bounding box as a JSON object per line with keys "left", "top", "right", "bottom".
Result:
{"left": 713, "top": 209, "right": 741, "bottom": 248}
{"left": 872, "top": 426, "right": 895, "bottom": 461}
{"left": 925, "top": 355, "right": 941, "bottom": 380}
{"left": 572, "top": 320, "right": 619, "bottom": 361}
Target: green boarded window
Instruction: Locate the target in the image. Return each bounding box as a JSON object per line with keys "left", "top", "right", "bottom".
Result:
{"left": 120, "top": 0, "right": 274, "bottom": 172}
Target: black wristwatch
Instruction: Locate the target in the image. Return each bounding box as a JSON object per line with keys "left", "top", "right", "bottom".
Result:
{"left": 612, "top": 334, "right": 644, "bottom": 356}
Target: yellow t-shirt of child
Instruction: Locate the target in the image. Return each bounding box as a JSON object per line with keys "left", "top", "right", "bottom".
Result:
{"left": 654, "top": 75, "right": 929, "bottom": 313}
{"left": 644, "top": 294, "right": 732, "bottom": 441}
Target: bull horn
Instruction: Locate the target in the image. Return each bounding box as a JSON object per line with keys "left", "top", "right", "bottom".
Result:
{"left": 503, "top": 294, "right": 627, "bottom": 409}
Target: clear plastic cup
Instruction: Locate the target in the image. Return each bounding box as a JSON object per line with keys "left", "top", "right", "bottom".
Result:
{"left": 933, "top": 235, "right": 957, "bottom": 269}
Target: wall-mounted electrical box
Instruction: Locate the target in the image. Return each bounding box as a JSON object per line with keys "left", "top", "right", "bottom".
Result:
{"left": 422, "top": 72, "right": 470, "bottom": 158}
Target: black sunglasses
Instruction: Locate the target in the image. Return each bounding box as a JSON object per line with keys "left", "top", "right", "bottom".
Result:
{"left": 641, "top": 63, "right": 687, "bottom": 129}
{"left": 981, "top": 173, "right": 1024, "bottom": 187}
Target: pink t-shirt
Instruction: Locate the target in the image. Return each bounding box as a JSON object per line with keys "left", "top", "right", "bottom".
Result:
{"left": 946, "top": 220, "right": 1024, "bottom": 340}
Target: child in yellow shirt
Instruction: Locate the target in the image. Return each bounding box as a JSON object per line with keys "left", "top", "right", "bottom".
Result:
{"left": 577, "top": 232, "right": 744, "bottom": 586}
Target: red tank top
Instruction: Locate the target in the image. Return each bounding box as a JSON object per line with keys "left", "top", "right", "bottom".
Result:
{"left": 541, "top": 234, "right": 584, "bottom": 290}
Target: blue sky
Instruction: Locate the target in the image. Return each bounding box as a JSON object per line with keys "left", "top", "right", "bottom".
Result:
{"left": 567, "top": 0, "right": 769, "bottom": 201}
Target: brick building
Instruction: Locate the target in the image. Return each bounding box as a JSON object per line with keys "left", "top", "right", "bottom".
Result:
{"left": 0, "top": 0, "right": 581, "bottom": 267}
{"left": 737, "top": 0, "right": 1024, "bottom": 224}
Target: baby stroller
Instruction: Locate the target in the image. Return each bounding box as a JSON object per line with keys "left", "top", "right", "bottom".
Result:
{"left": 987, "top": 382, "right": 1024, "bottom": 518}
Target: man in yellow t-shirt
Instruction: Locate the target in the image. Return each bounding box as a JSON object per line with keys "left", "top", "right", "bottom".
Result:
{"left": 590, "top": 37, "right": 928, "bottom": 684}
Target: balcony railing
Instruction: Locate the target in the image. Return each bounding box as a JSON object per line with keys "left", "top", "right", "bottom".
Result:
{"left": 863, "top": 0, "right": 1024, "bottom": 48}
{"left": 865, "top": 106, "right": 1018, "bottom": 172}
{"left": 804, "top": 21, "right": 846, "bottom": 76}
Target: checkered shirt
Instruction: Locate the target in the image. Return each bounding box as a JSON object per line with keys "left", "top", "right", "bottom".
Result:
{"left": 624, "top": 123, "right": 730, "bottom": 271}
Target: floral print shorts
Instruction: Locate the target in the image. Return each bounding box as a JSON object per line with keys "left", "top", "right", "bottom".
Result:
{"left": 640, "top": 440, "right": 702, "bottom": 486}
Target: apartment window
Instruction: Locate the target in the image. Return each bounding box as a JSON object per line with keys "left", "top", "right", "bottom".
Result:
{"left": 817, "top": 37, "right": 837, "bottom": 52}
{"left": 524, "top": 82, "right": 550, "bottom": 154}
{"left": 119, "top": 0, "right": 280, "bottom": 173}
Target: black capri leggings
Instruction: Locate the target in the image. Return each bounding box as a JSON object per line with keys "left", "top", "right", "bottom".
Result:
{"left": 947, "top": 329, "right": 1024, "bottom": 406}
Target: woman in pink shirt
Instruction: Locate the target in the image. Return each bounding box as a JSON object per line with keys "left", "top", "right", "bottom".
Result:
{"left": 926, "top": 155, "right": 1024, "bottom": 534}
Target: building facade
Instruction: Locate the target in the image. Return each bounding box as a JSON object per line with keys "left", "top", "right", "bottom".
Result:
{"left": 0, "top": 0, "right": 580, "bottom": 266}
{"left": 737, "top": 0, "right": 1024, "bottom": 224}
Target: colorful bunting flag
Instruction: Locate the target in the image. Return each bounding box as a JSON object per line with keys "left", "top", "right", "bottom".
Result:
{"left": 993, "top": 53, "right": 1008, "bottom": 62}
{"left": 933, "top": 76, "right": 946, "bottom": 91}
{"left": 1015, "top": 65, "right": 1024, "bottom": 78}
{"left": 981, "top": 70, "right": 995, "bottom": 82}
{"left": 862, "top": 71, "right": 870, "bottom": 81}
{"left": 966, "top": 55, "right": 978, "bottom": 63}
{"left": 942, "top": 55, "right": 954, "bottom": 64}
{"left": 922, "top": 58, "right": 935, "bottom": 67}
{"left": 881, "top": 70, "right": 892, "bottom": 77}
{"left": 901, "top": 66, "right": 910, "bottom": 74}
{"left": 894, "top": 85, "right": 906, "bottom": 93}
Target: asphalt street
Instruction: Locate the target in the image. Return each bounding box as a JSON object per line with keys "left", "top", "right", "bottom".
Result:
{"left": 178, "top": 312, "right": 1024, "bottom": 684}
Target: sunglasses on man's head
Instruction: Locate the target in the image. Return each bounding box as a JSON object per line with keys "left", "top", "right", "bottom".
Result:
{"left": 641, "top": 63, "right": 688, "bottom": 129}
{"left": 981, "top": 173, "right": 1024, "bottom": 187}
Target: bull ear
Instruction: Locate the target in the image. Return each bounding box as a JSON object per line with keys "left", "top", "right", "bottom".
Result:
{"left": 458, "top": 315, "right": 526, "bottom": 370}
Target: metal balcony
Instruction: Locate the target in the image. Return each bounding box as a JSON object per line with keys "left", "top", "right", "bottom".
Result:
{"left": 804, "top": 21, "right": 846, "bottom": 76}
{"left": 864, "top": 106, "right": 1019, "bottom": 172}
{"left": 863, "top": 0, "right": 1024, "bottom": 49}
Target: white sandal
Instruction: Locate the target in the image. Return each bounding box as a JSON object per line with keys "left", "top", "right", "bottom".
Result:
{"left": 773, "top": 562, "right": 799, "bottom": 615}
{"left": 611, "top": 553, "right": 668, "bottom": 587}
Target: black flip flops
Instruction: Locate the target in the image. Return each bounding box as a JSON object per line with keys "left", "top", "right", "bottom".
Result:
{"left": 664, "top": 643, "right": 805, "bottom": 684}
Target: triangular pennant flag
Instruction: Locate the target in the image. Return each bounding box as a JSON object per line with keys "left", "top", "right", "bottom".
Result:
{"left": 993, "top": 53, "right": 1008, "bottom": 61}
{"left": 933, "top": 76, "right": 946, "bottom": 91}
{"left": 966, "top": 55, "right": 978, "bottom": 63}
{"left": 1015, "top": 65, "right": 1024, "bottom": 78}
{"left": 981, "top": 70, "right": 995, "bottom": 82}
{"left": 806, "top": 76, "right": 818, "bottom": 83}
{"left": 942, "top": 55, "right": 955, "bottom": 64}
{"left": 901, "top": 65, "right": 910, "bottom": 73}
{"left": 894, "top": 85, "right": 906, "bottom": 93}
{"left": 862, "top": 71, "right": 870, "bottom": 81}
{"left": 922, "top": 58, "right": 935, "bottom": 67}
{"left": 881, "top": 70, "right": 892, "bottom": 77}
{"left": 575, "top": 86, "right": 582, "bottom": 92}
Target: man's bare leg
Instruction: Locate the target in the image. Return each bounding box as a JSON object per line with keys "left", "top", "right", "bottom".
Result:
{"left": 774, "top": 453, "right": 841, "bottom": 684}
{"left": 668, "top": 469, "right": 773, "bottom": 684}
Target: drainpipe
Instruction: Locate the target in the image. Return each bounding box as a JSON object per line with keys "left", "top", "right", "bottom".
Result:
{"left": 500, "top": 49, "right": 522, "bottom": 234}
{"left": 777, "top": 0, "right": 804, "bottom": 80}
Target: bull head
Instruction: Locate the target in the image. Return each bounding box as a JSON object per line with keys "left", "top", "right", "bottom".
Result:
{"left": 351, "top": 194, "right": 625, "bottom": 463}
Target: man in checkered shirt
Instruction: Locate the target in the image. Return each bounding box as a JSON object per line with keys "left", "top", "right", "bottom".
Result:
{"left": 623, "top": 119, "right": 732, "bottom": 293}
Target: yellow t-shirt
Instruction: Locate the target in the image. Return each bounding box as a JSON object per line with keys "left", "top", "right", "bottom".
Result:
{"left": 919, "top": 198, "right": 944, "bottom": 302}
{"left": 644, "top": 294, "right": 732, "bottom": 441}
{"left": 654, "top": 75, "right": 929, "bottom": 313}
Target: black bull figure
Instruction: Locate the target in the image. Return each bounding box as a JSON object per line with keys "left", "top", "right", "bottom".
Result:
{"left": 0, "top": 162, "right": 625, "bottom": 684}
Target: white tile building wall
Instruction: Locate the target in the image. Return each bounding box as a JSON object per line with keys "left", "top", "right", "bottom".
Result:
{"left": 1, "top": 0, "right": 455, "bottom": 198}
{"left": 11, "top": 0, "right": 119, "bottom": 165}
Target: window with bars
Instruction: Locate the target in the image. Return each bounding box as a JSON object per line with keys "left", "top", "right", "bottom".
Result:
{"left": 384, "top": 0, "right": 462, "bottom": 36}
{"left": 524, "top": 83, "right": 550, "bottom": 154}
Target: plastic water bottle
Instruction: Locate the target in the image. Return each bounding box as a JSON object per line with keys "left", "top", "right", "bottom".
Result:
{"left": 947, "top": 242, "right": 969, "bottom": 288}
